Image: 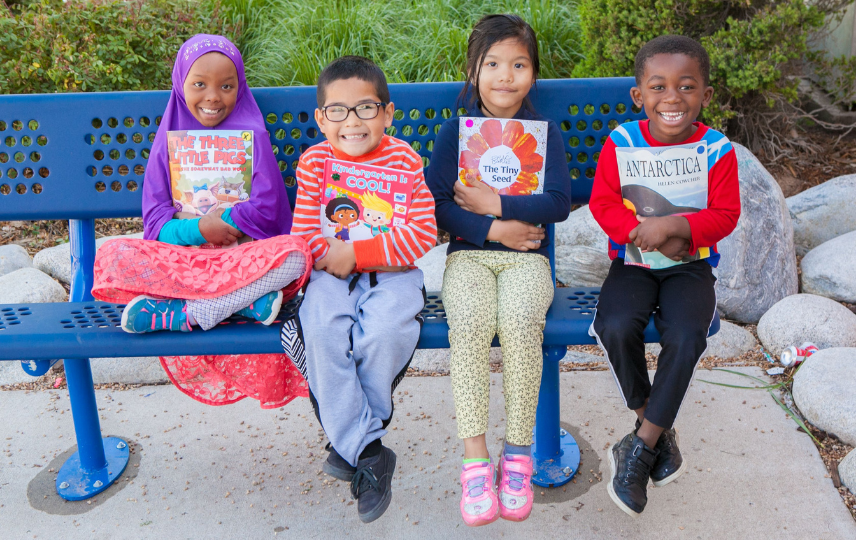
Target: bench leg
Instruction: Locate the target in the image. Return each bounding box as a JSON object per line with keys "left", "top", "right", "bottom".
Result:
{"left": 55, "top": 218, "right": 129, "bottom": 501}
{"left": 531, "top": 345, "right": 580, "bottom": 488}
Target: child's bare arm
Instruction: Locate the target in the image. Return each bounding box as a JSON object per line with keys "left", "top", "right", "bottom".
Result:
{"left": 453, "top": 179, "right": 502, "bottom": 216}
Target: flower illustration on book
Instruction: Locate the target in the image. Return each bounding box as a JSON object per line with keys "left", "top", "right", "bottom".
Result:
{"left": 458, "top": 119, "right": 544, "bottom": 195}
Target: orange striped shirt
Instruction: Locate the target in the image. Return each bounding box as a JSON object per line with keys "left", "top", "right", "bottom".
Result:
{"left": 292, "top": 135, "right": 437, "bottom": 272}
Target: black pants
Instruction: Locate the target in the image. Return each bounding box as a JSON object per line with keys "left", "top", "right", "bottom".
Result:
{"left": 592, "top": 259, "right": 717, "bottom": 429}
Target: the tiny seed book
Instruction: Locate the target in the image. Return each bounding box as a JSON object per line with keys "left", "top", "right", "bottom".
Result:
{"left": 616, "top": 141, "right": 709, "bottom": 270}
{"left": 320, "top": 158, "right": 415, "bottom": 243}
{"left": 167, "top": 130, "right": 253, "bottom": 217}
{"left": 457, "top": 117, "right": 547, "bottom": 195}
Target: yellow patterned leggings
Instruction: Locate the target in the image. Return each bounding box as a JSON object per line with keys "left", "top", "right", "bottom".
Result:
{"left": 443, "top": 250, "right": 554, "bottom": 446}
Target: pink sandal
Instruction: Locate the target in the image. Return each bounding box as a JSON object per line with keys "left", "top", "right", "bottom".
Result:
{"left": 497, "top": 453, "right": 534, "bottom": 521}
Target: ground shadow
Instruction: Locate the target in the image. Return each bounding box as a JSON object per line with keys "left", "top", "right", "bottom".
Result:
{"left": 534, "top": 422, "right": 602, "bottom": 507}
{"left": 27, "top": 436, "right": 142, "bottom": 515}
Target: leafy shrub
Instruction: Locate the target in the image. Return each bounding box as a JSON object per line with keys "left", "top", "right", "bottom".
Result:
{"left": 230, "top": 0, "right": 582, "bottom": 87}
{"left": 0, "top": 0, "right": 239, "bottom": 94}
{"left": 573, "top": 0, "right": 856, "bottom": 157}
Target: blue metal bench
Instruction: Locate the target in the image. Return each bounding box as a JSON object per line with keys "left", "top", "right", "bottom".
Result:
{"left": 0, "top": 78, "right": 719, "bottom": 499}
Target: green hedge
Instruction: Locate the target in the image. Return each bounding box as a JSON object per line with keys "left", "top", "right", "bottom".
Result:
{"left": 573, "top": 0, "right": 854, "bottom": 145}
{"left": 0, "top": 0, "right": 238, "bottom": 94}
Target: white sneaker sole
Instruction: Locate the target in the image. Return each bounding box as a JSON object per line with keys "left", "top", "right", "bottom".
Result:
{"left": 607, "top": 445, "right": 641, "bottom": 518}
{"left": 652, "top": 430, "right": 686, "bottom": 488}
{"left": 120, "top": 295, "right": 157, "bottom": 334}
{"left": 259, "top": 291, "right": 283, "bottom": 326}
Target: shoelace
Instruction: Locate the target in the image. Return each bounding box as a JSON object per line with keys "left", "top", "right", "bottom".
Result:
{"left": 623, "top": 447, "right": 652, "bottom": 483}
{"left": 505, "top": 469, "right": 526, "bottom": 491}
{"left": 350, "top": 466, "right": 380, "bottom": 499}
{"left": 465, "top": 474, "right": 488, "bottom": 498}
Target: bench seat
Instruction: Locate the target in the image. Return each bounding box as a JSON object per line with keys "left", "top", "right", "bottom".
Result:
{"left": 0, "top": 288, "right": 719, "bottom": 361}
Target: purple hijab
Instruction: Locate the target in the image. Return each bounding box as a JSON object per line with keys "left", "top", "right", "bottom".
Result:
{"left": 142, "top": 34, "right": 292, "bottom": 241}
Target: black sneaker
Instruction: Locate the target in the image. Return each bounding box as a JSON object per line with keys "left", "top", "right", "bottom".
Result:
{"left": 635, "top": 420, "right": 686, "bottom": 487}
{"left": 607, "top": 432, "right": 659, "bottom": 517}
{"left": 323, "top": 442, "right": 356, "bottom": 482}
{"left": 350, "top": 445, "right": 396, "bottom": 523}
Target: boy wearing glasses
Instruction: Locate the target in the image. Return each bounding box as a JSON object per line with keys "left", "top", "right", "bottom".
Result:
{"left": 290, "top": 55, "right": 437, "bottom": 523}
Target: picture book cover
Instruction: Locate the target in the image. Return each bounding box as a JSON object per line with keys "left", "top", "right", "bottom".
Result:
{"left": 616, "top": 141, "right": 709, "bottom": 270}
{"left": 168, "top": 130, "right": 253, "bottom": 217}
{"left": 319, "top": 158, "right": 415, "bottom": 243}
{"left": 457, "top": 117, "right": 547, "bottom": 195}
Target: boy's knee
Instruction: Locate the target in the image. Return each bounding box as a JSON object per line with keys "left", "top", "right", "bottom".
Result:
{"left": 595, "top": 310, "right": 646, "bottom": 341}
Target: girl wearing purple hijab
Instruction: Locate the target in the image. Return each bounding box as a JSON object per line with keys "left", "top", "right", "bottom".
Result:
{"left": 93, "top": 35, "right": 312, "bottom": 409}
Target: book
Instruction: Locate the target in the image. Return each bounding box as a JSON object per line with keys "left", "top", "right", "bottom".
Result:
{"left": 319, "top": 158, "right": 416, "bottom": 243}
{"left": 616, "top": 141, "right": 709, "bottom": 269}
{"left": 168, "top": 130, "right": 253, "bottom": 217}
{"left": 457, "top": 117, "right": 547, "bottom": 196}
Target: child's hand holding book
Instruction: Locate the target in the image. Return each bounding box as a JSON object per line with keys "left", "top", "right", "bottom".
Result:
{"left": 629, "top": 215, "right": 691, "bottom": 259}
{"left": 487, "top": 220, "right": 544, "bottom": 252}
{"left": 199, "top": 208, "right": 243, "bottom": 246}
{"left": 454, "top": 178, "right": 502, "bottom": 217}
{"left": 316, "top": 237, "right": 356, "bottom": 279}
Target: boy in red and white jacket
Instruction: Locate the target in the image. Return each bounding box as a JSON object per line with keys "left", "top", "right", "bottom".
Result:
{"left": 588, "top": 35, "right": 740, "bottom": 518}
{"left": 289, "top": 56, "right": 436, "bottom": 523}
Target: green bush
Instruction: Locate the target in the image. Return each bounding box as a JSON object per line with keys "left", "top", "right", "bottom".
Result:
{"left": 573, "top": 0, "right": 856, "bottom": 155}
{"left": 0, "top": 0, "right": 239, "bottom": 94}
{"left": 230, "top": 0, "right": 581, "bottom": 87}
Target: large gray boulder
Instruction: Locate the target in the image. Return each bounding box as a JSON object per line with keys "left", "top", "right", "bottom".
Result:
{"left": 0, "top": 267, "right": 67, "bottom": 303}
{"left": 786, "top": 174, "right": 856, "bottom": 256}
{"left": 757, "top": 294, "right": 856, "bottom": 354}
{"left": 645, "top": 320, "right": 758, "bottom": 358}
{"left": 554, "top": 205, "right": 609, "bottom": 251}
{"left": 555, "top": 245, "right": 611, "bottom": 287}
{"left": 33, "top": 232, "right": 144, "bottom": 285}
{"left": 792, "top": 347, "right": 856, "bottom": 446}
{"left": 90, "top": 357, "right": 168, "bottom": 385}
{"left": 414, "top": 244, "right": 447, "bottom": 293}
{"left": 715, "top": 144, "right": 798, "bottom": 323}
{"left": 800, "top": 230, "right": 856, "bottom": 303}
{"left": 0, "top": 244, "right": 33, "bottom": 278}
{"left": 840, "top": 449, "right": 856, "bottom": 495}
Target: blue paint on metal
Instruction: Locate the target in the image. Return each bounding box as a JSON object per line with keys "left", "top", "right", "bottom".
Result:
{"left": 532, "top": 345, "right": 579, "bottom": 488}
{"left": 56, "top": 436, "right": 130, "bottom": 501}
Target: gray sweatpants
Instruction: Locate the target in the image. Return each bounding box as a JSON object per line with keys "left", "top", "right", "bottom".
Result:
{"left": 299, "top": 269, "right": 425, "bottom": 467}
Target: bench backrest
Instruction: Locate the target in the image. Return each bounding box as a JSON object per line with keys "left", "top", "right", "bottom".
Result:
{"left": 0, "top": 78, "right": 643, "bottom": 222}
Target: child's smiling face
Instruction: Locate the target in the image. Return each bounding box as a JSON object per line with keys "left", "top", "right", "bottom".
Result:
{"left": 315, "top": 77, "right": 394, "bottom": 157}
{"left": 363, "top": 208, "right": 388, "bottom": 226}
{"left": 631, "top": 53, "right": 714, "bottom": 144}
{"left": 477, "top": 38, "right": 535, "bottom": 118}
{"left": 183, "top": 52, "right": 238, "bottom": 128}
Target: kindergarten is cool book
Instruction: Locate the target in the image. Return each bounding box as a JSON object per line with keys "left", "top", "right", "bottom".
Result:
{"left": 167, "top": 130, "right": 253, "bottom": 216}
{"left": 320, "top": 159, "right": 415, "bottom": 243}
{"left": 616, "top": 142, "right": 709, "bottom": 270}
{"left": 457, "top": 117, "right": 547, "bottom": 195}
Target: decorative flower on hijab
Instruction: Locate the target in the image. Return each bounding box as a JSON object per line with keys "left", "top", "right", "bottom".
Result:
{"left": 458, "top": 119, "right": 544, "bottom": 195}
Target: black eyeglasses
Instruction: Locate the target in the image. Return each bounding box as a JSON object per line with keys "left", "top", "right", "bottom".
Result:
{"left": 321, "top": 102, "right": 386, "bottom": 122}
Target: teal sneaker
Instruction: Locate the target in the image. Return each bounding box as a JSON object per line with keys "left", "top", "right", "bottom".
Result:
{"left": 235, "top": 290, "right": 283, "bottom": 326}
{"left": 121, "top": 296, "right": 192, "bottom": 334}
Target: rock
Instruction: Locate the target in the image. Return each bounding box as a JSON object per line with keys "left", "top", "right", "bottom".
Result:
{"left": 555, "top": 245, "right": 612, "bottom": 287}
{"left": 0, "top": 268, "right": 67, "bottom": 303}
{"left": 91, "top": 357, "right": 168, "bottom": 385}
{"left": 0, "top": 244, "right": 33, "bottom": 277}
{"left": 839, "top": 449, "right": 856, "bottom": 495}
{"left": 792, "top": 347, "right": 856, "bottom": 447}
{"left": 562, "top": 350, "right": 604, "bottom": 364}
{"left": 414, "top": 244, "right": 447, "bottom": 293}
{"left": 645, "top": 320, "right": 758, "bottom": 359}
{"left": 33, "top": 232, "right": 144, "bottom": 285}
{"left": 715, "top": 144, "right": 798, "bottom": 323}
{"left": 757, "top": 294, "right": 856, "bottom": 353}
{"left": 800, "top": 230, "right": 856, "bottom": 303}
{"left": 786, "top": 174, "right": 856, "bottom": 256}
{"left": 554, "top": 205, "right": 609, "bottom": 251}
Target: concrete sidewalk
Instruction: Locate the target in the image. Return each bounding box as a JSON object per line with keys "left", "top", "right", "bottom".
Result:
{"left": 1, "top": 368, "right": 853, "bottom": 539}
